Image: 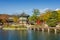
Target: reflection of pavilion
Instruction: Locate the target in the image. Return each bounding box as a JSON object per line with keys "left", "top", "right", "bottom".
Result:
{"left": 18, "top": 12, "right": 29, "bottom": 25}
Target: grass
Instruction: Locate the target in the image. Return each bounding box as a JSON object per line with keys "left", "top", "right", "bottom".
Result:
{"left": 3, "top": 25, "right": 27, "bottom": 30}
{"left": 3, "top": 25, "right": 27, "bottom": 28}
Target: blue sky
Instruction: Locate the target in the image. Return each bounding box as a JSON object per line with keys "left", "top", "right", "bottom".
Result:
{"left": 0, "top": 0, "right": 60, "bottom": 15}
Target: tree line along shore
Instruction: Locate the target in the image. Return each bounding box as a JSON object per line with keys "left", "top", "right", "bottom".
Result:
{"left": 0, "top": 9, "right": 60, "bottom": 28}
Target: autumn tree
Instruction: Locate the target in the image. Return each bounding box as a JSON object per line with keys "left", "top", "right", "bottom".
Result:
{"left": 39, "top": 10, "right": 52, "bottom": 22}
{"left": 13, "top": 16, "right": 19, "bottom": 23}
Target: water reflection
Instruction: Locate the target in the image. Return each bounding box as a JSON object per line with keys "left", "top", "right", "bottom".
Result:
{"left": 8, "top": 30, "right": 20, "bottom": 40}
{"left": 0, "top": 30, "right": 60, "bottom": 40}
{"left": 0, "top": 30, "right": 8, "bottom": 40}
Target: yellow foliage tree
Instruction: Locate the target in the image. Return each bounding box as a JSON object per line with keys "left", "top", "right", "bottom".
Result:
{"left": 13, "top": 16, "right": 19, "bottom": 23}
{"left": 40, "top": 11, "right": 51, "bottom": 22}
{"left": 56, "top": 10, "right": 60, "bottom": 22}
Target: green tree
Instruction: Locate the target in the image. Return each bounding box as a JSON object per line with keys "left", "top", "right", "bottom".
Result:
{"left": 29, "top": 9, "right": 40, "bottom": 23}
{"left": 56, "top": 10, "right": 60, "bottom": 22}
{"left": 46, "top": 11, "right": 58, "bottom": 27}
{"left": 33, "top": 9, "right": 40, "bottom": 16}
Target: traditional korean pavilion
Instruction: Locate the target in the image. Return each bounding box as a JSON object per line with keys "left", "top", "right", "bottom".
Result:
{"left": 19, "top": 12, "right": 29, "bottom": 25}
{"left": 18, "top": 12, "right": 30, "bottom": 25}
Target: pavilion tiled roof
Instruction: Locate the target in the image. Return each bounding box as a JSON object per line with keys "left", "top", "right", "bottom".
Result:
{"left": 18, "top": 12, "right": 29, "bottom": 17}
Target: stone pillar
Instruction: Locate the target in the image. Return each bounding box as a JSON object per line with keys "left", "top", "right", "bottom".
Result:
{"left": 42, "top": 28, "right": 44, "bottom": 32}
{"left": 34, "top": 28, "right": 35, "bottom": 31}
{"left": 48, "top": 28, "right": 50, "bottom": 34}
{"left": 55, "top": 29, "right": 57, "bottom": 34}
{"left": 38, "top": 28, "right": 39, "bottom": 31}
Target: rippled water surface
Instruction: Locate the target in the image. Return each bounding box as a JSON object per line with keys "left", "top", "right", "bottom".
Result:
{"left": 0, "top": 30, "right": 60, "bottom": 40}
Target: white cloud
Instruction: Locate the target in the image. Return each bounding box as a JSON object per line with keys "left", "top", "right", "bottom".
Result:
{"left": 40, "top": 8, "right": 51, "bottom": 13}
{"left": 55, "top": 8, "right": 60, "bottom": 11}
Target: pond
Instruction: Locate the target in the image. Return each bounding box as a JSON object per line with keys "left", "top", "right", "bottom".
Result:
{"left": 0, "top": 30, "right": 60, "bottom": 40}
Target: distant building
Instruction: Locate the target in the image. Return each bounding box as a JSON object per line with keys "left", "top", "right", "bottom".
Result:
{"left": 18, "top": 12, "right": 29, "bottom": 25}
{"left": 7, "top": 15, "right": 14, "bottom": 24}
{"left": 0, "top": 13, "right": 30, "bottom": 26}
